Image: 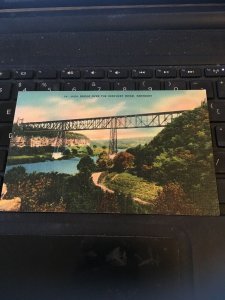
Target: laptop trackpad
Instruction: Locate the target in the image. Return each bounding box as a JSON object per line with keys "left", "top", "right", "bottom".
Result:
{"left": 72, "top": 235, "right": 192, "bottom": 299}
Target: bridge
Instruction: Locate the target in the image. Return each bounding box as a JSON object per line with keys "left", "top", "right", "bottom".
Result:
{"left": 19, "top": 110, "right": 187, "bottom": 154}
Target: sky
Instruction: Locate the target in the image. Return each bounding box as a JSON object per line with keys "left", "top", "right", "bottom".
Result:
{"left": 15, "top": 90, "right": 207, "bottom": 140}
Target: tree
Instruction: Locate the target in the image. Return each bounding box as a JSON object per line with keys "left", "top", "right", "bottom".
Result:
{"left": 77, "top": 155, "right": 96, "bottom": 173}
{"left": 96, "top": 151, "right": 113, "bottom": 171}
{"left": 154, "top": 182, "right": 194, "bottom": 215}
{"left": 86, "top": 146, "right": 94, "bottom": 156}
{"left": 63, "top": 148, "right": 71, "bottom": 157}
{"left": 5, "top": 166, "right": 27, "bottom": 183}
{"left": 92, "top": 145, "right": 97, "bottom": 149}
{"left": 113, "top": 151, "right": 134, "bottom": 172}
{"left": 71, "top": 148, "right": 78, "bottom": 156}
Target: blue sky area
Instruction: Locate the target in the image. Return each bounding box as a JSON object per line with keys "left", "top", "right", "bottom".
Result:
{"left": 15, "top": 90, "right": 206, "bottom": 140}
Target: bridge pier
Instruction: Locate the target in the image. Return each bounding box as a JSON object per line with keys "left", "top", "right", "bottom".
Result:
{"left": 109, "top": 127, "right": 117, "bottom": 154}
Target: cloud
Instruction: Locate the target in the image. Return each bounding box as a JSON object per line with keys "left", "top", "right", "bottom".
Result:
{"left": 150, "top": 90, "right": 206, "bottom": 113}
{"left": 14, "top": 90, "right": 206, "bottom": 125}
{"left": 15, "top": 97, "right": 126, "bottom": 123}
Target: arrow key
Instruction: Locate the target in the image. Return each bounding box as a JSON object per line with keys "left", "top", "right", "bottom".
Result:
{"left": 165, "top": 80, "right": 186, "bottom": 90}
{"left": 215, "top": 126, "right": 225, "bottom": 147}
{"left": 214, "top": 152, "right": 225, "bottom": 173}
{"left": 217, "top": 80, "right": 225, "bottom": 98}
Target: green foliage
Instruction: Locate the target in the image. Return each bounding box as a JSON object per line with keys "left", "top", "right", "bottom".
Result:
{"left": 154, "top": 182, "right": 195, "bottom": 215}
{"left": 113, "top": 151, "right": 135, "bottom": 172}
{"left": 5, "top": 169, "right": 67, "bottom": 212}
{"left": 127, "top": 105, "right": 218, "bottom": 214}
{"left": 126, "top": 105, "right": 219, "bottom": 214}
{"left": 63, "top": 148, "right": 71, "bottom": 157}
{"left": 104, "top": 172, "right": 161, "bottom": 203}
{"left": 86, "top": 146, "right": 94, "bottom": 156}
{"left": 77, "top": 155, "right": 96, "bottom": 173}
{"left": 64, "top": 172, "right": 102, "bottom": 212}
{"left": 5, "top": 166, "right": 27, "bottom": 182}
{"left": 96, "top": 151, "right": 113, "bottom": 171}
{"left": 7, "top": 154, "right": 53, "bottom": 165}
{"left": 71, "top": 148, "right": 78, "bottom": 156}
{"left": 9, "top": 145, "right": 55, "bottom": 156}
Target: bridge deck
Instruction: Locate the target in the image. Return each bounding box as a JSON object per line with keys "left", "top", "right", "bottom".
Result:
{"left": 19, "top": 111, "right": 188, "bottom": 131}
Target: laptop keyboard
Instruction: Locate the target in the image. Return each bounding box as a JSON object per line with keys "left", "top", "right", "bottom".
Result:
{"left": 0, "top": 65, "right": 225, "bottom": 208}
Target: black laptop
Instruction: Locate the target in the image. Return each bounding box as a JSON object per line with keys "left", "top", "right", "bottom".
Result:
{"left": 0, "top": 1, "right": 225, "bottom": 299}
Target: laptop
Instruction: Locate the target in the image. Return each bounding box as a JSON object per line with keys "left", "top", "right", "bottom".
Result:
{"left": 0, "top": 0, "right": 225, "bottom": 299}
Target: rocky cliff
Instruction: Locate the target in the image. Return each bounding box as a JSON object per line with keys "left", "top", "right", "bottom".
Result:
{"left": 11, "top": 134, "right": 90, "bottom": 148}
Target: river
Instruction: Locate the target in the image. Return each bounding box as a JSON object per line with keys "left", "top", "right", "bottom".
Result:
{"left": 6, "top": 157, "right": 98, "bottom": 175}
{"left": 5, "top": 150, "right": 125, "bottom": 175}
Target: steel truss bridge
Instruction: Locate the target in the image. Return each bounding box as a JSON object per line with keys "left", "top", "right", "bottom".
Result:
{"left": 19, "top": 110, "right": 187, "bottom": 154}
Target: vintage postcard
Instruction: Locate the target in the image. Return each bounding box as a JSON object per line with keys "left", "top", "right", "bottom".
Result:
{"left": 1, "top": 90, "right": 220, "bottom": 215}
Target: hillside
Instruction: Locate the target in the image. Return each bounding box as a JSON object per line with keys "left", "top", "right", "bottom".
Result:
{"left": 91, "top": 137, "right": 153, "bottom": 149}
{"left": 126, "top": 104, "right": 219, "bottom": 214}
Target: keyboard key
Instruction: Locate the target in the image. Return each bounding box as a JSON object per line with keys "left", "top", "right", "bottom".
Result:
{"left": 11, "top": 82, "right": 36, "bottom": 100}
{"left": 0, "top": 83, "right": 12, "bottom": 100}
{"left": 215, "top": 126, "right": 225, "bottom": 147}
{"left": 217, "top": 179, "right": 225, "bottom": 203}
{"left": 37, "top": 70, "right": 57, "bottom": 79}
{"left": 61, "top": 69, "right": 80, "bottom": 79}
{"left": 63, "top": 81, "right": 85, "bottom": 91}
{"left": 156, "top": 68, "right": 176, "bottom": 78}
{"left": 38, "top": 81, "right": 60, "bottom": 91}
{"left": 138, "top": 80, "right": 161, "bottom": 90}
{"left": 83, "top": 69, "right": 105, "bottom": 79}
{"left": 88, "top": 81, "right": 110, "bottom": 91}
{"left": 0, "top": 71, "right": 10, "bottom": 80}
{"left": 113, "top": 81, "right": 135, "bottom": 90}
{"left": 214, "top": 152, "right": 225, "bottom": 173}
{"left": 0, "top": 102, "right": 16, "bottom": 122}
{"left": 132, "top": 69, "right": 153, "bottom": 78}
{"left": 208, "top": 101, "right": 225, "bottom": 122}
{"left": 14, "top": 70, "right": 34, "bottom": 79}
{"left": 0, "top": 150, "right": 7, "bottom": 171}
{"left": 217, "top": 80, "right": 225, "bottom": 98}
{"left": 164, "top": 80, "right": 186, "bottom": 90}
{"left": 205, "top": 67, "right": 225, "bottom": 77}
{"left": 17, "top": 81, "right": 36, "bottom": 92}
{"left": 108, "top": 69, "right": 128, "bottom": 79}
{"left": 190, "top": 80, "right": 214, "bottom": 99}
{"left": 0, "top": 124, "right": 12, "bottom": 146}
{"left": 180, "top": 68, "right": 202, "bottom": 78}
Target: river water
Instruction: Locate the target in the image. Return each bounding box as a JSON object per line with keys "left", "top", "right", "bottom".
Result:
{"left": 5, "top": 150, "right": 125, "bottom": 175}
{"left": 6, "top": 157, "right": 98, "bottom": 175}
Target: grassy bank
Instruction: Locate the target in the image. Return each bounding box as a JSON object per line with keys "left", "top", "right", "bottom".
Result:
{"left": 7, "top": 154, "right": 54, "bottom": 165}
{"left": 104, "top": 172, "right": 162, "bottom": 203}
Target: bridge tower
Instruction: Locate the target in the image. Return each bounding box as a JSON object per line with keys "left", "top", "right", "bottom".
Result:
{"left": 108, "top": 118, "right": 118, "bottom": 154}
{"left": 52, "top": 122, "right": 67, "bottom": 159}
